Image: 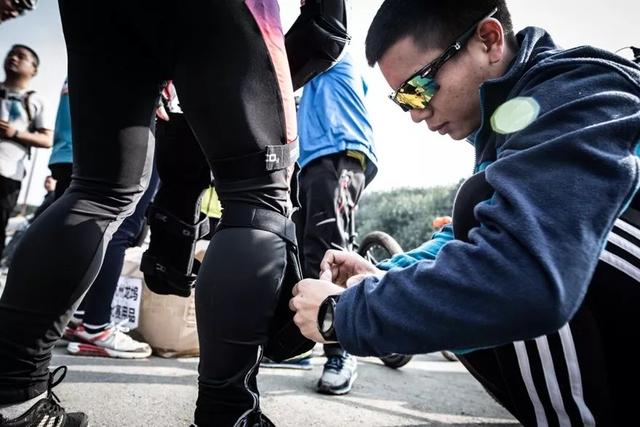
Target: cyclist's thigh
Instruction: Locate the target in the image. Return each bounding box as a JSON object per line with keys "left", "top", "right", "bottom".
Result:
{"left": 59, "top": 1, "right": 165, "bottom": 193}
{"left": 173, "top": 0, "right": 296, "bottom": 209}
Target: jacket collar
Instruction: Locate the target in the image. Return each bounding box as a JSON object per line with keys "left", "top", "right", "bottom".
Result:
{"left": 470, "top": 27, "right": 559, "bottom": 150}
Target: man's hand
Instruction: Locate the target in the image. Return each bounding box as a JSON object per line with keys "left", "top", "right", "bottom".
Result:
{"left": 155, "top": 105, "right": 170, "bottom": 121}
{"left": 319, "top": 249, "right": 383, "bottom": 287}
{"left": 0, "top": 120, "right": 17, "bottom": 139}
{"left": 289, "top": 274, "right": 345, "bottom": 344}
{"left": 0, "top": 0, "right": 20, "bottom": 23}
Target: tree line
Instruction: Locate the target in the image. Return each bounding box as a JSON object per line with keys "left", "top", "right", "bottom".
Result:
{"left": 356, "top": 181, "right": 462, "bottom": 251}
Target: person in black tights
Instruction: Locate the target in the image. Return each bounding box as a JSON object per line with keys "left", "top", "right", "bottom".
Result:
{"left": 0, "top": 1, "right": 326, "bottom": 425}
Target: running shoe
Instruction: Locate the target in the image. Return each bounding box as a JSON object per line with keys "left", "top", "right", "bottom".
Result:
{"left": 55, "top": 316, "right": 82, "bottom": 348}
{"left": 316, "top": 353, "right": 358, "bottom": 395}
{"left": 67, "top": 322, "right": 151, "bottom": 359}
{"left": 0, "top": 366, "right": 88, "bottom": 427}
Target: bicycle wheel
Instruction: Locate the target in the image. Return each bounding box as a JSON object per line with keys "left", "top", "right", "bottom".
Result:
{"left": 356, "top": 232, "right": 413, "bottom": 369}
{"left": 441, "top": 350, "right": 459, "bottom": 362}
{"left": 357, "top": 231, "right": 403, "bottom": 264}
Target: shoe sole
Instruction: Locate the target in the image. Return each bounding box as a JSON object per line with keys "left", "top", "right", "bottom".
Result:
{"left": 260, "top": 361, "right": 312, "bottom": 370}
{"left": 316, "top": 372, "right": 358, "bottom": 395}
{"left": 55, "top": 338, "right": 71, "bottom": 347}
{"left": 67, "top": 342, "right": 152, "bottom": 359}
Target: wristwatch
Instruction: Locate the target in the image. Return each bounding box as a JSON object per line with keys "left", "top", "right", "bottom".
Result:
{"left": 317, "top": 294, "right": 341, "bottom": 342}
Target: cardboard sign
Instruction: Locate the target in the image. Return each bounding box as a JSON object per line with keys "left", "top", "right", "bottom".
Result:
{"left": 111, "top": 276, "right": 143, "bottom": 329}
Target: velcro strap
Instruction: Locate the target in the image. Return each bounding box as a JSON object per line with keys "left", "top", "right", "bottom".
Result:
{"left": 210, "top": 140, "right": 298, "bottom": 181}
{"left": 140, "top": 253, "right": 199, "bottom": 289}
{"left": 218, "top": 204, "right": 297, "bottom": 246}
{"left": 146, "top": 205, "right": 210, "bottom": 240}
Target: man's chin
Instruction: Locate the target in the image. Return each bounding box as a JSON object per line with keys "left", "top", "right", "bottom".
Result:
{"left": 448, "top": 131, "right": 465, "bottom": 141}
{"left": 448, "top": 127, "right": 476, "bottom": 141}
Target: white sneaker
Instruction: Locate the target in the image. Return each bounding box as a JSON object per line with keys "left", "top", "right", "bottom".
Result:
{"left": 316, "top": 353, "right": 358, "bottom": 395}
{"left": 66, "top": 323, "right": 152, "bottom": 359}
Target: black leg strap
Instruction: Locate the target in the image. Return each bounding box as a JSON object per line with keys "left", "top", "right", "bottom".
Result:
{"left": 217, "top": 203, "right": 297, "bottom": 247}
{"left": 140, "top": 254, "right": 200, "bottom": 297}
{"left": 146, "top": 204, "right": 210, "bottom": 240}
{"left": 210, "top": 140, "right": 299, "bottom": 181}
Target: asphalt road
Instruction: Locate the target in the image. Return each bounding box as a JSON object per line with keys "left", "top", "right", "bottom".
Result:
{"left": 1, "top": 239, "right": 519, "bottom": 426}
{"left": 50, "top": 347, "right": 520, "bottom": 427}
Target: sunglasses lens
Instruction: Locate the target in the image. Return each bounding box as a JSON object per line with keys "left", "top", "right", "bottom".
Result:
{"left": 394, "top": 75, "right": 439, "bottom": 111}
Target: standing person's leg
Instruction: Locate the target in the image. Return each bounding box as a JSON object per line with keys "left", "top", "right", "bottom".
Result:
{"left": 0, "top": 176, "right": 21, "bottom": 259}
{"left": 141, "top": 112, "right": 211, "bottom": 297}
{"left": 297, "top": 155, "right": 365, "bottom": 279}
{"left": 66, "top": 165, "right": 159, "bottom": 359}
{"left": 172, "top": 1, "right": 299, "bottom": 424}
{"left": 296, "top": 153, "right": 365, "bottom": 395}
{"left": 0, "top": 0, "right": 158, "bottom": 412}
{"left": 49, "top": 163, "right": 73, "bottom": 201}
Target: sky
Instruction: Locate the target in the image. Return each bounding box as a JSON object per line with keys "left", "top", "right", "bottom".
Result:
{"left": 0, "top": 0, "right": 638, "bottom": 204}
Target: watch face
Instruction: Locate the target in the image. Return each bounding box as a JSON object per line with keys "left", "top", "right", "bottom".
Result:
{"left": 322, "top": 307, "right": 334, "bottom": 334}
{"left": 318, "top": 295, "right": 339, "bottom": 341}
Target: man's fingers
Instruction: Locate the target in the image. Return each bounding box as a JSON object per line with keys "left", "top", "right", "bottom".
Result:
{"left": 319, "top": 269, "right": 332, "bottom": 281}
{"left": 291, "top": 282, "right": 300, "bottom": 296}
{"left": 293, "top": 312, "right": 300, "bottom": 326}
{"left": 156, "top": 105, "right": 170, "bottom": 121}
{"left": 320, "top": 249, "right": 342, "bottom": 271}
{"left": 346, "top": 274, "right": 365, "bottom": 288}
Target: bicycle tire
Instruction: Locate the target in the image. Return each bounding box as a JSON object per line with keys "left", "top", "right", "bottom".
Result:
{"left": 356, "top": 231, "right": 414, "bottom": 369}
{"left": 441, "top": 350, "right": 459, "bottom": 362}
{"left": 379, "top": 353, "right": 413, "bottom": 369}
{"left": 357, "top": 231, "right": 403, "bottom": 263}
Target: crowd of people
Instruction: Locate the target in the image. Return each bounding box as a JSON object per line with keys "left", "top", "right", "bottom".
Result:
{"left": 1, "top": 0, "right": 640, "bottom": 426}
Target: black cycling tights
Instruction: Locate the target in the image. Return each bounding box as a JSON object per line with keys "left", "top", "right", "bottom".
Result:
{"left": 0, "top": 1, "right": 297, "bottom": 425}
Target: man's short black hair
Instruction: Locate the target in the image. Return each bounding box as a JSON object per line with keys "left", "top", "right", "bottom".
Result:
{"left": 9, "top": 44, "right": 40, "bottom": 68}
{"left": 365, "top": 0, "right": 516, "bottom": 66}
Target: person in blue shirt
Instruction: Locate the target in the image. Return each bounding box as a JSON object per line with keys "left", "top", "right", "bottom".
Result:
{"left": 294, "top": 51, "right": 377, "bottom": 395}
{"left": 47, "top": 79, "right": 72, "bottom": 199}
{"left": 290, "top": 0, "right": 640, "bottom": 425}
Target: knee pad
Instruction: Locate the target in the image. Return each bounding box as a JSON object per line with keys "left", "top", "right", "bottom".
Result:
{"left": 218, "top": 203, "right": 315, "bottom": 362}
{"left": 140, "top": 204, "right": 210, "bottom": 297}
{"left": 264, "top": 242, "right": 316, "bottom": 362}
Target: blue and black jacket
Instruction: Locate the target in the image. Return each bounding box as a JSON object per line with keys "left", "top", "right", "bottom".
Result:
{"left": 334, "top": 27, "right": 640, "bottom": 356}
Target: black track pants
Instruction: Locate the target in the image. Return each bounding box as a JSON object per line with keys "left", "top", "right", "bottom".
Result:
{"left": 458, "top": 227, "right": 640, "bottom": 426}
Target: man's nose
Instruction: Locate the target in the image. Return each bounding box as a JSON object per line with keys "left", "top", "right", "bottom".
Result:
{"left": 410, "top": 106, "right": 433, "bottom": 123}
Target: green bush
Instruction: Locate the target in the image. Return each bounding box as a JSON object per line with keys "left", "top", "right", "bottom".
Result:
{"left": 356, "top": 182, "right": 461, "bottom": 251}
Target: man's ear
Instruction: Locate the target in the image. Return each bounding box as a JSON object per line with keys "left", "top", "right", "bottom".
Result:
{"left": 477, "top": 18, "right": 505, "bottom": 64}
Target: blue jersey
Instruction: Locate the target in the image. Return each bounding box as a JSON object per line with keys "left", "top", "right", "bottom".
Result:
{"left": 49, "top": 79, "right": 73, "bottom": 166}
{"left": 297, "top": 52, "right": 377, "bottom": 184}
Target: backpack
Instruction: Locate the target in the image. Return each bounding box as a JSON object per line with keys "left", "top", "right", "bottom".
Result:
{"left": 0, "top": 87, "right": 36, "bottom": 158}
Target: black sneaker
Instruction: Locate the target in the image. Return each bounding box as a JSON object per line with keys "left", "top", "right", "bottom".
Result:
{"left": 260, "top": 350, "right": 312, "bottom": 370}
{"left": 240, "top": 411, "right": 275, "bottom": 427}
{"left": 190, "top": 410, "right": 275, "bottom": 427}
{"left": 0, "top": 366, "right": 88, "bottom": 427}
